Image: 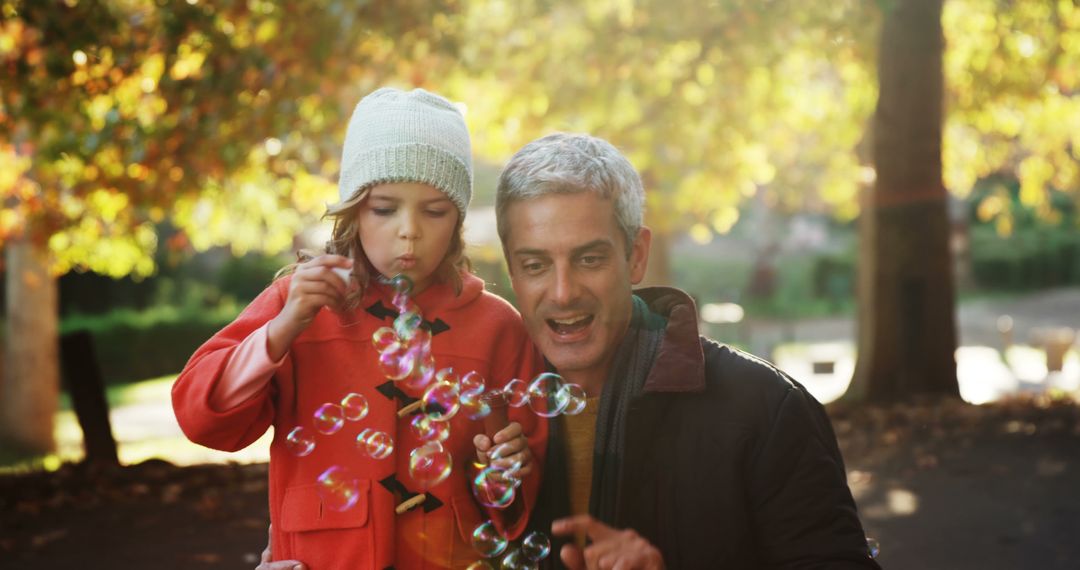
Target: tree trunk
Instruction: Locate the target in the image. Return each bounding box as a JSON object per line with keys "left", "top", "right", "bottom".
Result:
{"left": 1, "top": 238, "right": 59, "bottom": 453}
{"left": 849, "top": 0, "right": 959, "bottom": 402}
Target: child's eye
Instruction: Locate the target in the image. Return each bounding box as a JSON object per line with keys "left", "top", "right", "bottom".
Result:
{"left": 371, "top": 207, "right": 395, "bottom": 216}
{"left": 424, "top": 209, "right": 450, "bottom": 217}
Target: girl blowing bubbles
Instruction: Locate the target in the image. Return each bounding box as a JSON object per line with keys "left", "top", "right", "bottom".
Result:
{"left": 173, "top": 88, "right": 545, "bottom": 569}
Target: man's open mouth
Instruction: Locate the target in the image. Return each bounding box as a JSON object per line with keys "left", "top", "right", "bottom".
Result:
{"left": 546, "top": 315, "right": 593, "bottom": 336}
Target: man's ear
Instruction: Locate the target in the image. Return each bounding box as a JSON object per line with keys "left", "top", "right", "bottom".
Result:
{"left": 629, "top": 226, "right": 651, "bottom": 285}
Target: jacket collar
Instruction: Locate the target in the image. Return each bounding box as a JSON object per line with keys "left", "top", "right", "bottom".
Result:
{"left": 633, "top": 286, "right": 706, "bottom": 394}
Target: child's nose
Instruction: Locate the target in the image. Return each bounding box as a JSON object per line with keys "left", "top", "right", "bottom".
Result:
{"left": 398, "top": 211, "right": 421, "bottom": 240}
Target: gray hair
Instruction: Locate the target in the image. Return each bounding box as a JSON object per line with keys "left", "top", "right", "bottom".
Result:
{"left": 495, "top": 133, "right": 645, "bottom": 256}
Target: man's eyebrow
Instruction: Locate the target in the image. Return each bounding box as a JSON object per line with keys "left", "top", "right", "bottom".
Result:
{"left": 510, "top": 247, "right": 549, "bottom": 258}
{"left": 512, "top": 239, "right": 615, "bottom": 259}
{"left": 570, "top": 239, "right": 615, "bottom": 257}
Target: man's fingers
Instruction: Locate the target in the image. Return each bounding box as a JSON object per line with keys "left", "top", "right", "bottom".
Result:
{"left": 492, "top": 421, "right": 523, "bottom": 444}
{"left": 560, "top": 543, "right": 586, "bottom": 570}
{"left": 552, "top": 514, "right": 616, "bottom": 541}
{"left": 492, "top": 449, "right": 529, "bottom": 470}
{"left": 489, "top": 440, "right": 522, "bottom": 460}
{"left": 473, "top": 434, "right": 492, "bottom": 463}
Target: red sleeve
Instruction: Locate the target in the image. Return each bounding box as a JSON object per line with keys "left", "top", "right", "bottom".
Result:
{"left": 171, "top": 280, "right": 287, "bottom": 452}
{"left": 485, "top": 320, "right": 548, "bottom": 540}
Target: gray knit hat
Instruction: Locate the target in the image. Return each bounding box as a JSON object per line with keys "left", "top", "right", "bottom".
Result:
{"left": 338, "top": 87, "right": 472, "bottom": 215}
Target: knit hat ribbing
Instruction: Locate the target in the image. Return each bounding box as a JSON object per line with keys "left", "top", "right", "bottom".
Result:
{"left": 338, "top": 88, "right": 473, "bottom": 215}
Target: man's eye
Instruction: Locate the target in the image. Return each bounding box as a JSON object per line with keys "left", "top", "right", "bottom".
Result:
{"left": 522, "top": 261, "right": 545, "bottom": 273}
{"left": 580, "top": 255, "right": 604, "bottom": 266}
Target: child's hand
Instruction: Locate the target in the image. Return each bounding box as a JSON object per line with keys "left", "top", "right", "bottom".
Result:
{"left": 281, "top": 254, "right": 353, "bottom": 326}
{"left": 268, "top": 255, "right": 352, "bottom": 359}
{"left": 472, "top": 421, "right": 533, "bottom": 478}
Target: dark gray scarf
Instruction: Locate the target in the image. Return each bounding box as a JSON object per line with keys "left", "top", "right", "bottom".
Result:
{"left": 589, "top": 294, "right": 666, "bottom": 523}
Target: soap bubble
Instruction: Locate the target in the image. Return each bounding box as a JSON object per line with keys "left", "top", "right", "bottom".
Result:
{"left": 340, "top": 393, "right": 369, "bottom": 421}
{"left": 392, "top": 290, "right": 416, "bottom": 313}
{"left": 401, "top": 353, "right": 437, "bottom": 391}
{"left": 313, "top": 403, "right": 345, "bottom": 434}
{"left": 378, "top": 345, "right": 416, "bottom": 380}
{"left": 435, "top": 367, "right": 459, "bottom": 386}
{"left": 527, "top": 373, "right": 569, "bottom": 418}
{"left": 389, "top": 274, "right": 414, "bottom": 295}
{"left": 317, "top": 465, "right": 360, "bottom": 511}
{"left": 372, "top": 327, "right": 399, "bottom": 354}
{"left": 558, "top": 384, "right": 587, "bottom": 416}
{"left": 503, "top": 379, "right": 528, "bottom": 408}
{"left": 471, "top": 520, "right": 509, "bottom": 558}
{"left": 461, "top": 371, "right": 486, "bottom": 396}
{"left": 394, "top": 310, "right": 424, "bottom": 340}
{"left": 409, "top": 441, "right": 453, "bottom": 488}
{"left": 406, "top": 326, "right": 433, "bottom": 353}
{"left": 521, "top": 531, "right": 551, "bottom": 561}
{"left": 867, "top": 537, "right": 881, "bottom": 559}
{"left": 472, "top": 465, "right": 516, "bottom": 509}
{"left": 358, "top": 429, "right": 394, "bottom": 459}
{"left": 466, "top": 562, "right": 495, "bottom": 570}
{"left": 410, "top": 413, "right": 450, "bottom": 443}
{"left": 284, "top": 426, "right": 315, "bottom": 457}
{"left": 423, "top": 381, "right": 461, "bottom": 421}
{"left": 461, "top": 392, "right": 492, "bottom": 421}
{"left": 500, "top": 548, "right": 536, "bottom": 570}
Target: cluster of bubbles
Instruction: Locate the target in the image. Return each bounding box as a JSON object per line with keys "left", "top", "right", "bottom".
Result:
{"left": 469, "top": 522, "right": 551, "bottom": 569}
{"left": 280, "top": 272, "right": 588, "bottom": 565}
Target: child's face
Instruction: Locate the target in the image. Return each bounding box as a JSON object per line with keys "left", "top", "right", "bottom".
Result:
{"left": 356, "top": 182, "right": 460, "bottom": 294}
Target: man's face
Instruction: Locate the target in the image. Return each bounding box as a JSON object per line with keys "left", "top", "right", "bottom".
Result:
{"left": 504, "top": 191, "right": 650, "bottom": 389}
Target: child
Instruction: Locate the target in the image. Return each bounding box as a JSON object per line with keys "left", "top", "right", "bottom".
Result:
{"left": 172, "top": 88, "right": 546, "bottom": 569}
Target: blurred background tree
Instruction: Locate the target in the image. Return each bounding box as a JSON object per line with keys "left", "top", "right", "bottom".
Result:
{"left": 2, "top": 0, "right": 1079, "bottom": 451}
{"left": 0, "top": 0, "right": 464, "bottom": 453}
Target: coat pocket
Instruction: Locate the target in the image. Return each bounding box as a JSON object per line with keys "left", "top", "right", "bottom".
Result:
{"left": 279, "top": 480, "right": 374, "bottom": 569}
{"left": 450, "top": 494, "right": 487, "bottom": 567}
{"left": 280, "top": 480, "right": 371, "bottom": 531}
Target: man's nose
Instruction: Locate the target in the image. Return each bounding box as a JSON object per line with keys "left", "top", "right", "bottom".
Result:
{"left": 550, "top": 264, "right": 581, "bottom": 306}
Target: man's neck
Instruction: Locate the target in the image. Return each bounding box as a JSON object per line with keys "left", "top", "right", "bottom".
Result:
{"left": 562, "top": 370, "right": 609, "bottom": 398}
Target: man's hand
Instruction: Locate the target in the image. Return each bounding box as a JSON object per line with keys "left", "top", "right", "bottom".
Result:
{"left": 255, "top": 525, "right": 306, "bottom": 570}
{"left": 472, "top": 421, "right": 534, "bottom": 477}
{"left": 552, "top": 515, "right": 664, "bottom": 570}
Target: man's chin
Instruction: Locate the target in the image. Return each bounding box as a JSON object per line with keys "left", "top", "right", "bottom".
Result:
{"left": 541, "top": 348, "right": 601, "bottom": 378}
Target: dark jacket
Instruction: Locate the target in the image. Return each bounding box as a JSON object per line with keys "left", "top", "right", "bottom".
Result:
{"left": 531, "top": 287, "right": 880, "bottom": 569}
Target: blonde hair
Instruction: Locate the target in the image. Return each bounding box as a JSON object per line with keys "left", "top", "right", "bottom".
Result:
{"left": 277, "top": 187, "right": 472, "bottom": 310}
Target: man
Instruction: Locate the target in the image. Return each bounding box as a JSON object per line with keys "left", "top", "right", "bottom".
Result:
{"left": 493, "top": 133, "right": 878, "bottom": 569}
{"left": 260, "top": 133, "right": 878, "bottom": 569}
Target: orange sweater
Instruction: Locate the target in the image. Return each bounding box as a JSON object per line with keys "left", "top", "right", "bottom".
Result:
{"left": 172, "top": 272, "right": 545, "bottom": 569}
